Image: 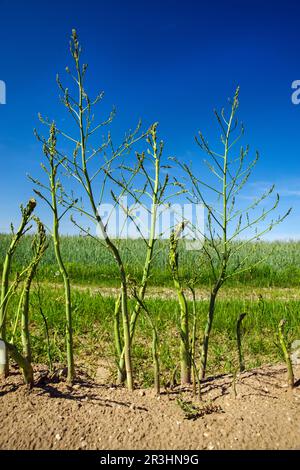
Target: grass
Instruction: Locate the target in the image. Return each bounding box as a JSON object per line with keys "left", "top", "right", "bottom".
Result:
{"left": 1, "top": 233, "right": 300, "bottom": 287}
{"left": 6, "top": 283, "right": 300, "bottom": 387}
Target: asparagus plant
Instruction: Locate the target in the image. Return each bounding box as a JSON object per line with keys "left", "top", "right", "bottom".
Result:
{"left": 20, "top": 218, "right": 48, "bottom": 362}
{"left": 37, "top": 31, "right": 175, "bottom": 390}
{"left": 37, "top": 30, "right": 145, "bottom": 390}
{"left": 0, "top": 215, "right": 47, "bottom": 387}
{"left": 169, "top": 222, "right": 191, "bottom": 385}
{"left": 30, "top": 124, "right": 75, "bottom": 383}
{"left": 0, "top": 274, "right": 34, "bottom": 387}
{"left": 0, "top": 198, "right": 36, "bottom": 377}
{"left": 112, "top": 124, "right": 174, "bottom": 384}
{"left": 175, "top": 87, "right": 291, "bottom": 379}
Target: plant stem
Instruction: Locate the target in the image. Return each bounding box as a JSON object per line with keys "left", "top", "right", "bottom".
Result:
{"left": 0, "top": 198, "right": 36, "bottom": 377}
{"left": 53, "top": 233, "right": 74, "bottom": 384}
{"left": 48, "top": 126, "right": 74, "bottom": 384}
{"left": 198, "top": 92, "right": 238, "bottom": 380}
{"left": 117, "top": 127, "right": 161, "bottom": 384}
{"left": 21, "top": 276, "right": 32, "bottom": 362}
{"left": 114, "top": 293, "right": 122, "bottom": 359}
{"left": 278, "top": 319, "right": 294, "bottom": 389}
{"left": 236, "top": 312, "right": 247, "bottom": 372}
{"left": 21, "top": 221, "right": 47, "bottom": 362}
{"left": 1, "top": 339, "right": 34, "bottom": 387}
{"left": 199, "top": 287, "right": 219, "bottom": 379}
{"left": 152, "top": 321, "right": 160, "bottom": 395}
{"left": 169, "top": 224, "right": 191, "bottom": 385}
{"left": 190, "top": 286, "right": 197, "bottom": 394}
{"left": 71, "top": 42, "right": 134, "bottom": 390}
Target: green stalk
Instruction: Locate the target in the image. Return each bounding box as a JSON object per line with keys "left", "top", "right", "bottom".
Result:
{"left": 199, "top": 91, "right": 237, "bottom": 380}
{"left": 169, "top": 224, "right": 191, "bottom": 385}
{"left": 79, "top": 155, "right": 134, "bottom": 389}
{"left": 236, "top": 312, "right": 247, "bottom": 372}
{"left": 53, "top": 219, "right": 74, "bottom": 384}
{"left": 113, "top": 152, "right": 159, "bottom": 382}
{"left": 189, "top": 286, "right": 197, "bottom": 394}
{"left": 1, "top": 338, "right": 34, "bottom": 387}
{"left": 21, "top": 276, "right": 32, "bottom": 362}
{"left": 118, "top": 124, "right": 163, "bottom": 383}
{"left": 48, "top": 125, "right": 74, "bottom": 384}
{"left": 37, "top": 290, "right": 53, "bottom": 372}
{"left": 11, "top": 292, "right": 24, "bottom": 343}
{"left": 151, "top": 318, "right": 160, "bottom": 395}
{"left": 0, "top": 198, "right": 36, "bottom": 377}
{"left": 199, "top": 286, "right": 219, "bottom": 379}
{"left": 278, "top": 319, "right": 294, "bottom": 389}
{"left": 129, "top": 126, "right": 160, "bottom": 336}
{"left": 114, "top": 293, "right": 122, "bottom": 359}
{"left": 20, "top": 220, "right": 47, "bottom": 362}
{"left": 120, "top": 278, "right": 133, "bottom": 391}
{"left": 73, "top": 39, "right": 133, "bottom": 390}
{"left": 117, "top": 219, "right": 157, "bottom": 383}
{"left": 117, "top": 126, "right": 161, "bottom": 383}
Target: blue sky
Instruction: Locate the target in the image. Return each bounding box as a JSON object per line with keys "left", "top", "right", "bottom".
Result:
{"left": 1, "top": 0, "right": 300, "bottom": 239}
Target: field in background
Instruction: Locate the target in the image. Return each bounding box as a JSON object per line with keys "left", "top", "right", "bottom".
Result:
{"left": 1, "top": 234, "right": 300, "bottom": 287}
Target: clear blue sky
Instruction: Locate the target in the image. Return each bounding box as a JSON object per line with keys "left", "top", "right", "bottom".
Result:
{"left": 1, "top": 0, "right": 300, "bottom": 239}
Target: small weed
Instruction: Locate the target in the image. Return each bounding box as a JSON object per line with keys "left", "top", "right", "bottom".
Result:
{"left": 177, "top": 398, "right": 223, "bottom": 420}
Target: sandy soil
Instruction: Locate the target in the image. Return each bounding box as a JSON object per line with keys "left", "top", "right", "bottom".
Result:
{"left": 1, "top": 364, "right": 300, "bottom": 450}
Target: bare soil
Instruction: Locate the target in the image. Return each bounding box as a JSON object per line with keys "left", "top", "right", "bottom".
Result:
{"left": 1, "top": 364, "right": 300, "bottom": 450}
{"left": 46, "top": 283, "right": 300, "bottom": 301}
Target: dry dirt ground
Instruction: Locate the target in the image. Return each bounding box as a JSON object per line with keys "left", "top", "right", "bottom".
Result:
{"left": 1, "top": 364, "right": 300, "bottom": 450}
{"left": 47, "top": 283, "right": 300, "bottom": 301}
